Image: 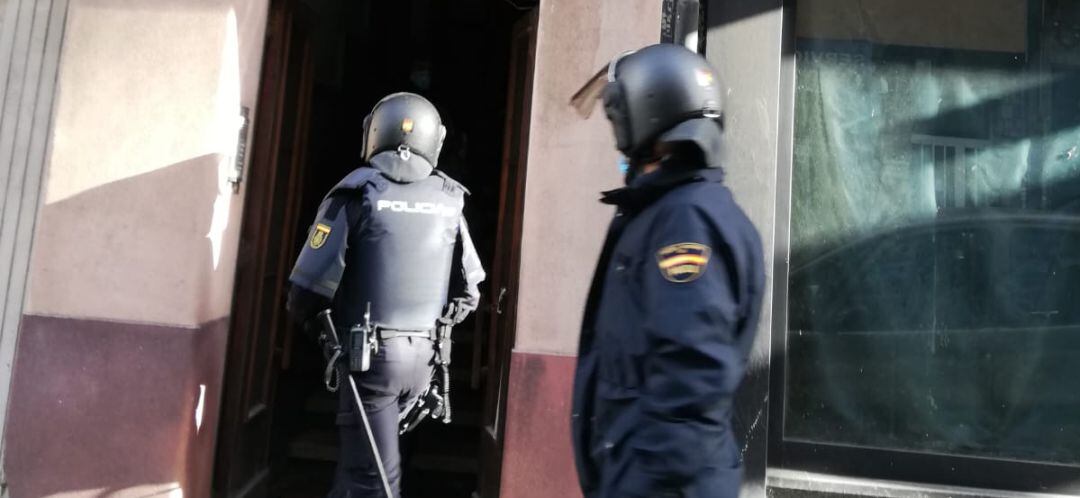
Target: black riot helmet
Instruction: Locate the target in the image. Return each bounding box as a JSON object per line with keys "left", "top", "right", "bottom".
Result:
{"left": 362, "top": 92, "right": 447, "bottom": 166}
{"left": 602, "top": 44, "right": 722, "bottom": 160}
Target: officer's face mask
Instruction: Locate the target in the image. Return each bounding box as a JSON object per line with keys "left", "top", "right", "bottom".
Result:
{"left": 621, "top": 154, "right": 653, "bottom": 185}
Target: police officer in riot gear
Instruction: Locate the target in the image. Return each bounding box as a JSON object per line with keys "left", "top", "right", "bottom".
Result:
{"left": 571, "top": 44, "right": 765, "bottom": 498}
{"left": 287, "top": 92, "right": 485, "bottom": 498}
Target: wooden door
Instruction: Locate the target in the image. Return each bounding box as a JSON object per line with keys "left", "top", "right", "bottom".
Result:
{"left": 212, "top": 1, "right": 315, "bottom": 496}
{"left": 476, "top": 10, "right": 538, "bottom": 498}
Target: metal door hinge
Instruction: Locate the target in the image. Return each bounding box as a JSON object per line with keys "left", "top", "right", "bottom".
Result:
{"left": 228, "top": 106, "right": 252, "bottom": 193}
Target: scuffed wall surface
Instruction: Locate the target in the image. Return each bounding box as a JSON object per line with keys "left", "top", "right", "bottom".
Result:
{"left": 514, "top": 0, "right": 663, "bottom": 356}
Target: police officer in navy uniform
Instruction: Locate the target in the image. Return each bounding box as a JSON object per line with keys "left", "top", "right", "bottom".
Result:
{"left": 571, "top": 44, "right": 765, "bottom": 498}
{"left": 287, "top": 92, "right": 485, "bottom": 498}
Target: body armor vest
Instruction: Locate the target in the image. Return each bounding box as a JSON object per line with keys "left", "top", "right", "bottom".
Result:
{"left": 335, "top": 173, "right": 464, "bottom": 330}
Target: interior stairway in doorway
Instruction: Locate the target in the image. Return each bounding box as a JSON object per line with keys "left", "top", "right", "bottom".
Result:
{"left": 279, "top": 348, "right": 484, "bottom": 497}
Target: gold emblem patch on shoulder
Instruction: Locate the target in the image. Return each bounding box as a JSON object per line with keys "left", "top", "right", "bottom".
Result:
{"left": 309, "top": 223, "right": 332, "bottom": 249}
{"left": 656, "top": 242, "right": 712, "bottom": 283}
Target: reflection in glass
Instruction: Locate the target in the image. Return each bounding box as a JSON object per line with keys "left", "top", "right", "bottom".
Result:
{"left": 786, "top": 0, "right": 1080, "bottom": 464}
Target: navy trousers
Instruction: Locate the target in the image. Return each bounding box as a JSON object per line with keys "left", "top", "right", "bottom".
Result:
{"left": 328, "top": 337, "right": 436, "bottom": 498}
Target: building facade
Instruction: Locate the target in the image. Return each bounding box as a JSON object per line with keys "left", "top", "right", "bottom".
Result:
{"left": 0, "top": 0, "right": 1077, "bottom": 497}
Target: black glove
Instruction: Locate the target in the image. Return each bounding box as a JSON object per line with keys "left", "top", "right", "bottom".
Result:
{"left": 287, "top": 286, "right": 330, "bottom": 332}
{"left": 305, "top": 311, "right": 342, "bottom": 393}
{"left": 441, "top": 298, "right": 472, "bottom": 325}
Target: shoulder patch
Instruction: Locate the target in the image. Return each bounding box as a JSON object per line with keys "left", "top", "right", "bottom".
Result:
{"left": 309, "top": 223, "right": 332, "bottom": 249}
{"left": 656, "top": 242, "right": 711, "bottom": 283}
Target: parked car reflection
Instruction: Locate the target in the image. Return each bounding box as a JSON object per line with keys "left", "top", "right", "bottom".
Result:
{"left": 786, "top": 212, "right": 1080, "bottom": 465}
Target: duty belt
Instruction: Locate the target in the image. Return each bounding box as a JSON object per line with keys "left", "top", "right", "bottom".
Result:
{"left": 376, "top": 327, "right": 437, "bottom": 341}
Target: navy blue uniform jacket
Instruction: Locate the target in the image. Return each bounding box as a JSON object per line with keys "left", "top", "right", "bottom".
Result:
{"left": 572, "top": 167, "right": 765, "bottom": 498}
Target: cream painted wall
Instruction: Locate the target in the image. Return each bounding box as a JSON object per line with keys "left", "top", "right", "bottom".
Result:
{"left": 25, "top": 0, "right": 269, "bottom": 327}
{"left": 513, "top": 0, "right": 663, "bottom": 356}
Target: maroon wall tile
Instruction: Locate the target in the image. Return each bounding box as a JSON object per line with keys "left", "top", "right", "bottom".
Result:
{"left": 5, "top": 314, "right": 228, "bottom": 498}
{"left": 500, "top": 351, "right": 582, "bottom": 498}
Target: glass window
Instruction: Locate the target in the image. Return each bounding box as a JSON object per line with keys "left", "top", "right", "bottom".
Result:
{"left": 786, "top": 0, "right": 1080, "bottom": 465}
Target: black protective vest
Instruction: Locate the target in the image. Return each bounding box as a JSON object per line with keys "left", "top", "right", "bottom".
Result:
{"left": 289, "top": 165, "right": 466, "bottom": 331}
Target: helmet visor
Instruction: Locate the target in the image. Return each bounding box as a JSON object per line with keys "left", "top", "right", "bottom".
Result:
{"left": 568, "top": 50, "right": 636, "bottom": 119}
{"left": 569, "top": 64, "right": 609, "bottom": 119}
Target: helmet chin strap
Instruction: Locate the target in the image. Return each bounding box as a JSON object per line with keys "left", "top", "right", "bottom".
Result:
{"left": 628, "top": 140, "right": 664, "bottom": 168}
{"left": 624, "top": 150, "right": 665, "bottom": 184}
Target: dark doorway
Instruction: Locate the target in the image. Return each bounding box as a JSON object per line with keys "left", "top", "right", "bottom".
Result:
{"left": 214, "top": 1, "right": 536, "bottom": 497}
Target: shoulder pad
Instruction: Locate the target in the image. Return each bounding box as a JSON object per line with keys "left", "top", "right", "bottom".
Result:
{"left": 327, "top": 166, "right": 386, "bottom": 197}
{"left": 433, "top": 170, "right": 471, "bottom": 196}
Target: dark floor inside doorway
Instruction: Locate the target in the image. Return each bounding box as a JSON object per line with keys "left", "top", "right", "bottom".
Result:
{"left": 268, "top": 358, "right": 485, "bottom": 498}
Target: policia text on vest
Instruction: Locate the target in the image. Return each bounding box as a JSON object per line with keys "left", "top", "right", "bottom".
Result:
{"left": 376, "top": 199, "right": 459, "bottom": 217}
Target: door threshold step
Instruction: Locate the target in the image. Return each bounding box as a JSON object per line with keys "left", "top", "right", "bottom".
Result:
{"left": 408, "top": 454, "right": 479, "bottom": 474}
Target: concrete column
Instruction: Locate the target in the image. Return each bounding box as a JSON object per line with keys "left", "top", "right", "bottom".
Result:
{"left": 704, "top": 1, "right": 784, "bottom": 496}
{"left": 500, "top": 2, "right": 663, "bottom": 497}
{"left": 0, "top": 0, "right": 69, "bottom": 491}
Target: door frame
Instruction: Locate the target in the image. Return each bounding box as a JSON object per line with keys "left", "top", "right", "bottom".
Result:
{"left": 477, "top": 9, "right": 538, "bottom": 498}
{"left": 212, "top": 0, "right": 315, "bottom": 496}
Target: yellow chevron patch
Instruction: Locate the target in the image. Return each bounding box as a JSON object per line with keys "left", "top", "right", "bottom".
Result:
{"left": 656, "top": 242, "right": 711, "bottom": 283}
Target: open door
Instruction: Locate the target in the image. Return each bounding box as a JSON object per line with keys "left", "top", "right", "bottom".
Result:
{"left": 476, "top": 10, "right": 538, "bottom": 498}
{"left": 213, "top": 1, "right": 315, "bottom": 496}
